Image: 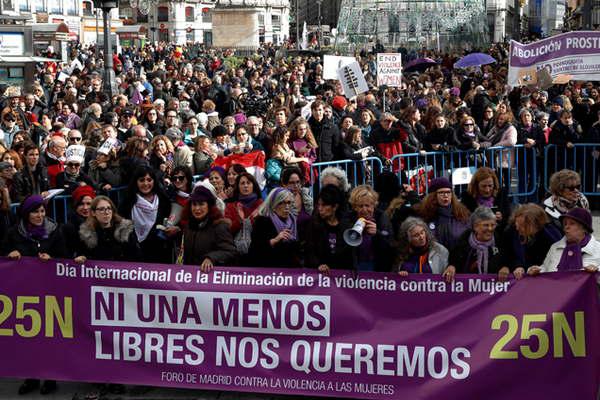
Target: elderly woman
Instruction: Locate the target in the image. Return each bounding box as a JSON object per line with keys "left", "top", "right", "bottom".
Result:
{"left": 348, "top": 185, "right": 394, "bottom": 272}
{"left": 306, "top": 184, "right": 354, "bottom": 273}
{"left": 320, "top": 166, "right": 351, "bottom": 194}
{"left": 505, "top": 203, "right": 562, "bottom": 279}
{"left": 543, "top": 169, "right": 590, "bottom": 232}
{"left": 414, "top": 177, "right": 470, "bottom": 251}
{"left": 74, "top": 196, "right": 138, "bottom": 262}
{"left": 449, "top": 207, "right": 510, "bottom": 281}
{"left": 528, "top": 208, "right": 600, "bottom": 274}
{"left": 396, "top": 217, "right": 454, "bottom": 281}
{"left": 248, "top": 187, "right": 301, "bottom": 268}
{"left": 461, "top": 167, "right": 511, "bottom": 225}
{"left": 181, "top": 186, "right": 238, "bottom": 271}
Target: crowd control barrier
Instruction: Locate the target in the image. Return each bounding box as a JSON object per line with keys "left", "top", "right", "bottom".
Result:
{"left": 544, "top": 144, "right": 600, "bottom": 197}
{"left": 311, "top": 156, "right": 384, "bottom": 191}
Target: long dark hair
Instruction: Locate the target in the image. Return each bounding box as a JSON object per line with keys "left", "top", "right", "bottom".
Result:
{"left": 232, "top": 172, "right": 262, "bottom": 200}
{"left": 171, "top": 166, "right": 193, "bottom": 193}
{"left": 121, "top": 165, "right": 168, "bottom": 215}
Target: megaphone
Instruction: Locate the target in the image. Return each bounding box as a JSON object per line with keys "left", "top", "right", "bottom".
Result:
{"left": 343, "top": 218, "right": 367, "bottom": 247}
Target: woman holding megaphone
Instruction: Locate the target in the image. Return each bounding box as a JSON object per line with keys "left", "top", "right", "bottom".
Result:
{"left": 346, "top": 185, "right": 394, "bottom": 272}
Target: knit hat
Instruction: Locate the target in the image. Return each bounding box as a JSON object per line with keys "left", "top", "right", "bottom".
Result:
{"left": 234, "top": 112, "right": 247, "bottom": 125}
{"left": 0, "top": 161, "right": 12, "bottom": 171}
{"left": 20, "top": 195, "right": 45, "bottom": 218}
{"left": 332, "top": 96, "right": 347, "bottom": 111}
{"left": 428, "top": 177, "right": 452, "bottom": 194}
{"left": 552, "top": 96, "right": 564, "bottom": 107}
{"left": 189, "top": 185, "right": 216, "bottom": 206}
{"left": 450, "top": 87, "right": 461, "bottom": 97}
{"left": 560, "top": 207, "right": 594, "bottom": 233}
{"left": 72, "top": 185, "right": 96, "bottom": 206}
{"left": 204, "top": 166, "right": 226, "bottom": 182}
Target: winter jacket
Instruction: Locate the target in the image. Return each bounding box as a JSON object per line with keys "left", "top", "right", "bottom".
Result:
{"left": 2, "top": 218, "right": 67, "bottom": 258}
{"left": 13, "top": 163, "right": 49, "bottom": 202}
{"left": 78, "top": 219, "right": 139, "bottom": 261}
{"left": 248, "top": 216, "right": 302, "bottom": 268}
{"left": 450, "top": 230, "right": 508, "bottom": 274}
{"left": 308, "top": 116, "right": 341, "bottom": 162}
{"left": 305, "top": 216, "right": 356, "bottom": 270}
{"left": 503, "top": 224, "right": 561, "bottom": 270}
{"left": 55, "top": 172, "right": 97, "bottom": 195}
{"left": 398, "top": 242, "right": 449, "bottom": 274}
{"left": 182, "top": 219, "right": 238, "bottom": 266}
{"left": 88, "top": 159, "right": 122, "bottom": 189}
{"left": 539, "top": 235, "right": 600, "bottom": 272}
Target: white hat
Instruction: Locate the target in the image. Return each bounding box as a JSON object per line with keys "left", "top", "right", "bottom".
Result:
{"left": 65, "top": 145, "right": 86, "bottom": 165}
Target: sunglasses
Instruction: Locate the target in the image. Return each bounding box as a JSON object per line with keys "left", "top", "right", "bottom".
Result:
{"left": 69, "top": 137, "right": 82, "bottom": 142}
{"left": 463, "top": 123, "right": 474, "bottom": 126}
{"left": 565, "top": 184, "right": 580, "bottom": 191}
{"left": 66, "top": 162, "right": 81, "bottom": 168}
{"left": 172, "top": 175, "right": 186, "bottom": 182}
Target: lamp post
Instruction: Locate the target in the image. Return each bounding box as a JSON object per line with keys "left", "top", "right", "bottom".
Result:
{"left": 97, "top": 0, "right": 118, "bottom": 98}
{"left": 316, "top": 0, "right": 322, "bottom": 49}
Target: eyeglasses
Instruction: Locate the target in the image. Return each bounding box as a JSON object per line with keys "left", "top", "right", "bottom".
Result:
{"left": 69, "top": 137, "right": 82, "bottom": 142}
{"left": 565, "top": 184, "right": 580, "bottom": 191}
{"left": 463, "top": 123, "right": 474, "bottom": 127}
{"left": 437, "top": 191, "right": 452, "bottom": 196}
{"left": 172, "top": 175, "right": 186, "bottom": 182}
{"left": 66, "top": 162, "right": 81, "bottom": 168}
{"left": 280, "top": 200, "right": 293, "bottom": 206}
{"left": 94, "top": 207, "right": 112, "bottom": 213}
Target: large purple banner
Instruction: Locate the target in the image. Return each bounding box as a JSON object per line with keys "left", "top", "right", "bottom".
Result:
{"left": 0, "top": 257, "right": 599, "bottom": 399}
{"left": 508, "top": 31, "right": 600, "bottom": 86}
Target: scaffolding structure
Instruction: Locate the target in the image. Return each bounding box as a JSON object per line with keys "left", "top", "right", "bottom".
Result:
{"left": 334, "top": 0, "right": 489, "bottom": 53}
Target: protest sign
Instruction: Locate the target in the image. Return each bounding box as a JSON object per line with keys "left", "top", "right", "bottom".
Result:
{"left": 323, "top": 55, "right": 355, "bottom": 80}
{"left": 508, "top": 31, "right": 600, "bottom": 86}
{"left": 337, "top": 61, "right": 369, "bottom": 96}
{"left": 377, "top": 53, "right": 402, "bottom": 87}
{"left": 0, "top": 257, "right": 599, "bottom": 400}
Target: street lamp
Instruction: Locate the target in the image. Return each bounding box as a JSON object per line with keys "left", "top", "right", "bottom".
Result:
{"left": 94, "top": 0, "right": 118, "bottom": 98}
{"left": 316, "top": 0, "right": 322, "bottom": 49}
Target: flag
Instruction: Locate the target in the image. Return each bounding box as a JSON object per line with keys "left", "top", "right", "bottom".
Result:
{"left": 212, "top": 151, "right": 267, "bottom": 189}
{"left": 301, "top": 21, "right": 308, "bottom": 50}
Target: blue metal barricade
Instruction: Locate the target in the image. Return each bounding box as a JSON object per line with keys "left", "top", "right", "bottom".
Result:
{"left": 311, "top": 157, "right": 384, "bottom": 190}
{"left": 544, "top": 144, "right": 600, "bottom": 197}
{"left": 390, "top": 145, "right": 537, "bottom": 201}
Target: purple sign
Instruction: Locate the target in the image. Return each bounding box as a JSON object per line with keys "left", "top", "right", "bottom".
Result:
{"left": 0, "top": 257, "right": 599, "bottom": 399}
{"left": 508, "top": 31, "right": 600, "bottom": 86}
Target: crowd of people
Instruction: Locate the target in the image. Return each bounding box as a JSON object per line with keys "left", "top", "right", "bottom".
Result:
{"left": 0, "top": 40, "right": 599, "bottom": 396}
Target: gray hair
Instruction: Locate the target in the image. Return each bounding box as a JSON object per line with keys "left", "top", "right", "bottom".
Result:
{"left": 536, "top": 111, "right": 549, "bottom": 120}
{"left": 320, "top": 167, "right": 351, "bottom": 192}
{"left": 258, "top": 187, "right": 294, "bottom": 217}
{"left": 470, "top": 206, "right": 496, "bottom": 228}
{"left": 398, "top": 217, "right": 436, "bottom": 249}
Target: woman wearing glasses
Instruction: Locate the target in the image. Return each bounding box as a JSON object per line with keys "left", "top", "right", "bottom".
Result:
{"left": 142, "top": 106, "right": 165, "bottom": 137}
{"left": 543, "top": 169, "right": 590, "bottom": 233}
{"left": 74, "top": 196, "right": 138, "bottom": 263}
{"left": 248, "top": 187, "right": 302, "bottom": 268}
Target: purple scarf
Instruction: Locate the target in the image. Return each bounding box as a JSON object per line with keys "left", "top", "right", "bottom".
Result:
{"left": 558, "top": 234, "right": 592, "bottom": 271}
{"left": 270, "top": 213, "right": 297, "bottom": 242}
{"left": 468, "top": 232, "right": 496, "bottom": 274}
{"left": 477, "top": 195, "right": 495, "bottom": 208}
{"left": 26, "top": 222, "right": 47, "bottom": 241}
{"left": 239, "top": 193, "right": 259, "bottom": 207}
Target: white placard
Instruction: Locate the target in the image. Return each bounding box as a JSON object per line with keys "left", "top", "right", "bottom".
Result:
{"left": 377, "top": 53, "right": 402, "bottom": 87}
{"left": 451, "top": 167, "right": 476, "bottom": 185}
{"left": 337, "top": 61, "right": 369, "bottom": 97}
{"left": 323, "top": 55, "right": 355, "bottom": 80}
{"left": 0, "top": 32, "right": 25, "bottom": 56}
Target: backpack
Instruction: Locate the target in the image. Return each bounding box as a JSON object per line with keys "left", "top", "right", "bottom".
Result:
{"left": 265, "top": 158, "right": 284, "bottom": 187}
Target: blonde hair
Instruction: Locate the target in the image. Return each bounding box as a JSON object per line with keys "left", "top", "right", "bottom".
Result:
{"left": 349, "top": 185, "right": 379, "bottom": 210}
{"left": 509, "top": 203, "right": 549, "bottom": 239}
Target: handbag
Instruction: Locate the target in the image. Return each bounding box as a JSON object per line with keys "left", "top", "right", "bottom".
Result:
{"left": 234, "top": 218, "right": 253, "bottom": 255}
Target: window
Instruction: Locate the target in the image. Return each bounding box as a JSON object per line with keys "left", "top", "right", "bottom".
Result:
{"left": 201, "top": 8, "right": 211, "bottom": 23}
{"left": 157, "top": 5, "right": 168, "bottom": 22}
{"left": 258, "top": 13, "right": 264, "bottom": 26}
{"left": 271, "top": 14, "right": 281, "bottom": 31}
{"left": 19, "top": 0, "right": 29, "bottom": 12}
{"left": 33, "top": 0, "right": 45, "bottom": 11}
{"left": 185, "top": 6, "right": 194, "bottom": 22}
{"left": 66, "top": 0, "right": 76, "bottom": 15}
{"left": 119, "top": 6, "right": 132, "bottom": 19}
{"left": 49, "top": 0, "right": 62, "bottom": 14}
{"left": 82, "top": 0, "right": 93, "bottom": 16}
{"left": 136, "top": 8, "right": 148, "bottom": 22}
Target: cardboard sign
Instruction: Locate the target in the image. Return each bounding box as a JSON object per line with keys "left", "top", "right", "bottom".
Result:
{"left": 377, "top": 53, "right": 402, "bottom": 87}
{"left": 337, "top": 61, "right": 369, "bottom": 96}
{"left": 323, "top": 55, "right": 355, "bottom": 80}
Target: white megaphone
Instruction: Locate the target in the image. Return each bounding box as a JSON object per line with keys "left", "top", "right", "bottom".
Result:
{"left": 344, "top": 218, "right": 367, "bottom": 247}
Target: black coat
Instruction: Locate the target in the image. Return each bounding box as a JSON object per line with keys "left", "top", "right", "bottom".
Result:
{"left": 305, "top": 217, "right": 355, "bottom": 270}
{"left": 461, "top": 189, "right": 512, "bottom": 223}
{"left": 2, "top": 219, "right": 67, "bottom": 258}
{"left": 423, "top": 127, "right": 454, "bottom": 151}
{"left": 13, "top": 164, "right": 50, "bottom": 203}
{"left": 348, "top": 209, "right": 395, "bottom": 272}
{"left": 449, "top": 230, "right": 507, "bottom": 274}
{"left": 78, "top": 219, "right": 140, "bottom": 261}
{"left": 182, "top": 219, "right": 237, "bottom": 266}
{"left": 55, "top": 172, "right": 97, "bottom": 195}
{"left": 308, "top": 116, "right": 341, "bottom": 162}
{"left": 503, "top": 224, "right": 561, "bottom": 270}
{"left": 248, "top": 216, "right": 301, "bottom": 268}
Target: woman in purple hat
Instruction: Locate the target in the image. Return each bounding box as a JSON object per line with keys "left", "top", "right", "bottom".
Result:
{"left": 528, "top": 208, "right": 600, "bottom": 274}
{"left": 181, "top": 186, "right": 237, "bottom": 271}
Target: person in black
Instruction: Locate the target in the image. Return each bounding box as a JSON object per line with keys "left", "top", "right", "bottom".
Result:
{"left": 308, "top": 99, "right": 341, "bottom": 162}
